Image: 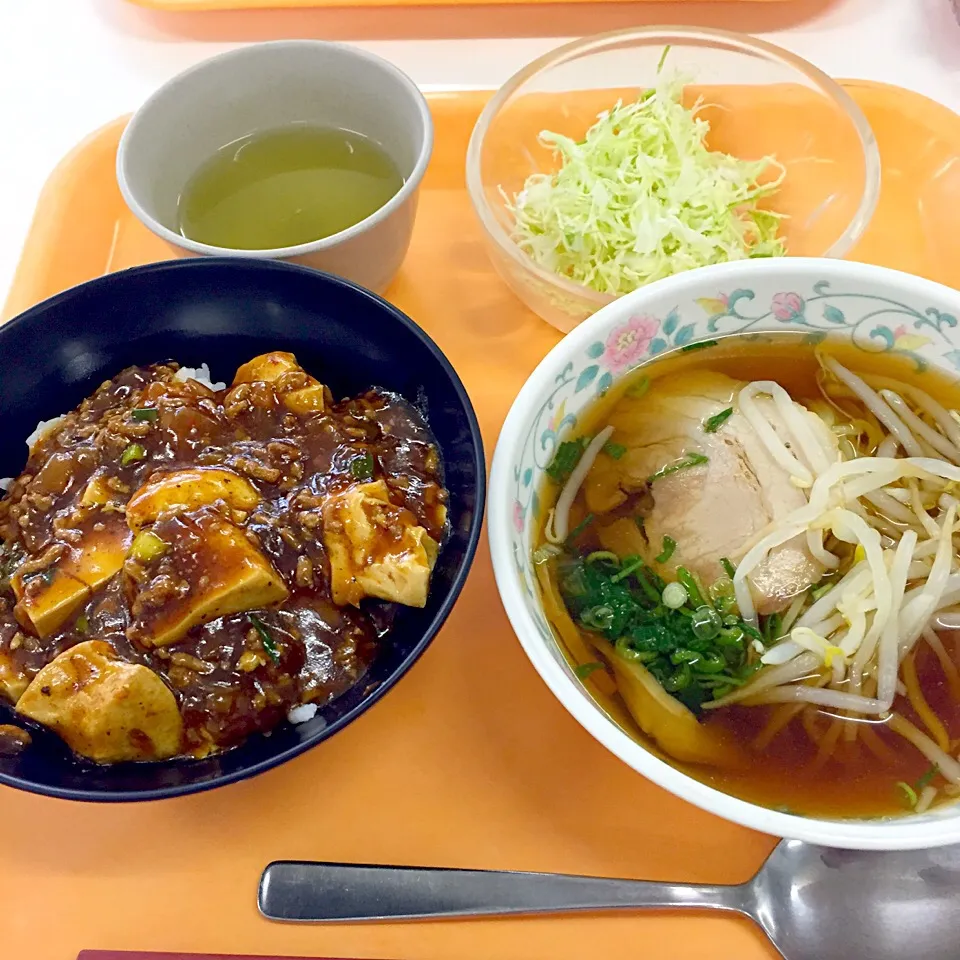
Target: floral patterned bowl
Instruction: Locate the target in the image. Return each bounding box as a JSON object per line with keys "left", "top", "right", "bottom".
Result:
{"left": 489, "top": 257, "right": 960, "bottom": 850}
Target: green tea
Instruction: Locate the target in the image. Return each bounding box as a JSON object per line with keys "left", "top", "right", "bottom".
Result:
{"left": 177, "top": 124, "right": 404, "bottom": 250}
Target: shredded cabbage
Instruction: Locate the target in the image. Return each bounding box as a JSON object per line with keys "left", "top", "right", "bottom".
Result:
{"left": 508, "top": 71, "right": 786, "bottom": 296}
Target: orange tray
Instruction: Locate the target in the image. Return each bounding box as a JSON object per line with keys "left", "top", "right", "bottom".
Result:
{"left": 3, "top": 83, "right": 960, "bottom": 960}
{"left": 130, "top": 0, "right": 787, "bottom": 9}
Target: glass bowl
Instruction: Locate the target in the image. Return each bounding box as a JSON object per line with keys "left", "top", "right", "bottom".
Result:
{"left": 465, "top": 27, "right": 881, "bottom": 333}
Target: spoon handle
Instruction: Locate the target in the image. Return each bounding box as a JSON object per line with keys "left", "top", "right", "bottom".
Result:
{"left": 259, "top": 860, "right": 747, "bottom": 922}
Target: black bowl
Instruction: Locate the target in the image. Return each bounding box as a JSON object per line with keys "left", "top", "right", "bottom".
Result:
{"left": 0, "top": 258, "right": 485, "bottom": 801}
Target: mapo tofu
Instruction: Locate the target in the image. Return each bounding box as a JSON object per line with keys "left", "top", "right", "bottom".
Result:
{"left": 0, "top": 353, "right": 447, "bottom": 763}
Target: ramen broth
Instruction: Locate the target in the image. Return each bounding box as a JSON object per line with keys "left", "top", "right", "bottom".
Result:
{"left": 536, "top": 334, "right": 960, "bottom": 818}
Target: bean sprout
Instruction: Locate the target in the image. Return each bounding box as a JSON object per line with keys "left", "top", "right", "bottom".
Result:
{"left": 550, "top": 426, "right": 614, "bottom": 542}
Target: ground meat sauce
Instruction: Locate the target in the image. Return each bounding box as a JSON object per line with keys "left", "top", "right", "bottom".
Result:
{"left": 0, "top": 358, "right": 447, "bottom": 761}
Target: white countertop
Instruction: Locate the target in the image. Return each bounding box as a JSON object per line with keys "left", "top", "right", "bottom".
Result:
{"left": 2, "top": 0, "right": 959, "bottom": 305}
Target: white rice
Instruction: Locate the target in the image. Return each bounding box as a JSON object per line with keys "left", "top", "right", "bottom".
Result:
{"left": 25, "top": 415, "right": 66, "bottom": 451}
{"left": 287, "top": 703, "right": 320, "bottom": 725}
{"left": 174, "top": 363, "right": 226, "bottom": 392}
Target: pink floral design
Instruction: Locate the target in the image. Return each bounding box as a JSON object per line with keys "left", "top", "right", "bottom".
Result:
{"left": 893, "top": 324, "right": 908, "bottom": 340}
{"left": 771, "top": 292, "right": 805, "bottom": 322}
{"left": 603, "top": 314, "right": 660, "bottom": 373}
{"left": 513, "top": 500, "right": 525, "bottom": 533}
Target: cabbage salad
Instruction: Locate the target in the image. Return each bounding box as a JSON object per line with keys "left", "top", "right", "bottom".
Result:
{"left": 508, "top": 55, "right": 786, "bottom": 295}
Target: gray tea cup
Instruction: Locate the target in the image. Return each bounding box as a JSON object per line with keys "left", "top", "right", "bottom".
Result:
{"left": 117, "top": 41, "right": 433, "bottom": 293}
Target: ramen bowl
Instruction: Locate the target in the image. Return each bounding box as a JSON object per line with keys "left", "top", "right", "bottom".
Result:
{"left": 489, "top": 256, "right": 960, "bottom": 849}
{"left": 466, "top": 27, "right": 880, "bottom": 333}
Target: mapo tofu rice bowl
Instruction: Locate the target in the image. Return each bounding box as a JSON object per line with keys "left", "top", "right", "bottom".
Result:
{"left": 0, "top": 351, "right": 448, "bottom": 768}
{"left": 491, "top": 258, "right": 960, "bottom": 848}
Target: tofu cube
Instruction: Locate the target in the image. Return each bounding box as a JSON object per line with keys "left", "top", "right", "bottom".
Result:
{"left": 322, "top": 480, "right": 439, "bottom": 608}
{"left": 232, "top": 351, "right": 303, "bottom": 385}
{"left": 12, "top": 519, "right": 131, "bottom": 638}
{"left": 132, "top": 512, "right": 289, "bottom": 648}
{"left": 282, "top": 384, "right": 326, "bottom": 415}
{"left": 126, "top": 467, "right": 260, "bottom": 532}
{"left": 0, "top": 652, "right": 29, "bottom": 704}
{"left": 232, "top": 352, "right": 326, "bottom": 415}
{"left": 16, "top": 639, "right": 183, "bottom": 762}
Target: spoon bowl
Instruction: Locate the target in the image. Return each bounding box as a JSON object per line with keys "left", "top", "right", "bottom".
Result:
{"left": 750, "top": 840, "right": 960, "bottom": 960}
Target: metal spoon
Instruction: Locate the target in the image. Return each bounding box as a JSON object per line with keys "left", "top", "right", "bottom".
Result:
{"left": 259, "top": 839, "right": 960, "bottom": 960}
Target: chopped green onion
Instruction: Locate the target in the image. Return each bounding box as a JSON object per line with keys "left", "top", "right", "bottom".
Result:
{"left": 626, "top": 375, "right": 650, "bottom": 399}
{"left": 75, "top": 614, "right": 89, "bottom": 633}
{"left": 663, "top": 662, "right": 693, "bottom": 692}
{"left": 614, "top": 637, "right": 645, "bottom": 662}
{"left": 662, "top": 581, "right": 687, "bottom": 609}
{"left": 681, "top": 339, "right": 719, "bottom": 353}
{"left": 249, "top": 614, "right": 280, "bottom": 664}
{"left": 811, "top": 581, "right": 834, "bottom": 601}
{"left": 120, "top": 443, "right": 146, "bottom": 466}
{"left": 916, "top": 765, "right": 939, "bottom": 791}
{"left": 676, "top": 567, "right": 706, "bottom": 608}
{"left": 565, "top": 513, "right": 595, "bottom": 545}
{"left": 648, "top": 452, "right": 708, "bottom": 485}
{"left": 897, "top": 781, "right": 918, "bottom": 809}
{"left": 634, "top": 515, "right": 646, "bottom": 531}
{"left": 586, "top": 550, "right": 619, "bottom": 565}
{"left": 350, "top": 451, "right": 375, "bottom": 480}
{"left": 130, "top": 530, "right": 168, "bottom": 563}
{"left": 603, "top": 441, "right": 627, "bottom": 460}
{"left": 581, "top": 605, "right": 615, "bottom": 630}
{"left": 654, "top": 535, "right": 677, "bottom": 564}
{"left": 762, "top": 612, "right": 783, "bottom": 645}
{"left": 632, "top": 567, "right": 664, "bottom": 605}
{"left": 720, "top": 557, "right": 736, "bottom": 579}
{"left": 611, "top": 557, "right": 644, "bottom": 583}
{"left": 574, "top": 662, "right": 605, "bottom": 680}
{"left": 131, "top": 408, "right": 159, "bottom": 422}
{"left": 703, "top": 407, "right": 734, "bottom": 433}
{"left": 558, "top": 550, "right": 759, "bottom": 714}
{"left": 695, "top": 651, "right": 727, "bottom": 674}
{"left": 546, "top": 438, "right": 588, "bottom": 484}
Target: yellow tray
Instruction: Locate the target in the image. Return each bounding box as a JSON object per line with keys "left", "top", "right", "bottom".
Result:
{"left": 3, "top": 83, "right": 960, "bottom": 960}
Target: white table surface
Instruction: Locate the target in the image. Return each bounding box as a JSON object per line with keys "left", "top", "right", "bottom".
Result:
{"left": 1, "top": 0, "right": 959, "bottom": 306}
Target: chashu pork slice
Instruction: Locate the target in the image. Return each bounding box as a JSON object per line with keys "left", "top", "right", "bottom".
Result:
{"left": 585, "top": 370, "right": 837, "bottom": 614}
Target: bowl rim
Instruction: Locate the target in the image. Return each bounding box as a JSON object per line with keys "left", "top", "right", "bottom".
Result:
{"left": 0, "top": 257, "right": 486, "bottom": 802}
{"left": 116, "top": 40, "right": 435, "bottom": 260}
{"left": 465, "top": 25, "right": 882, "bottom": 310}
{"left": 489, "top": 256, "right": 960, "bottom": 850}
